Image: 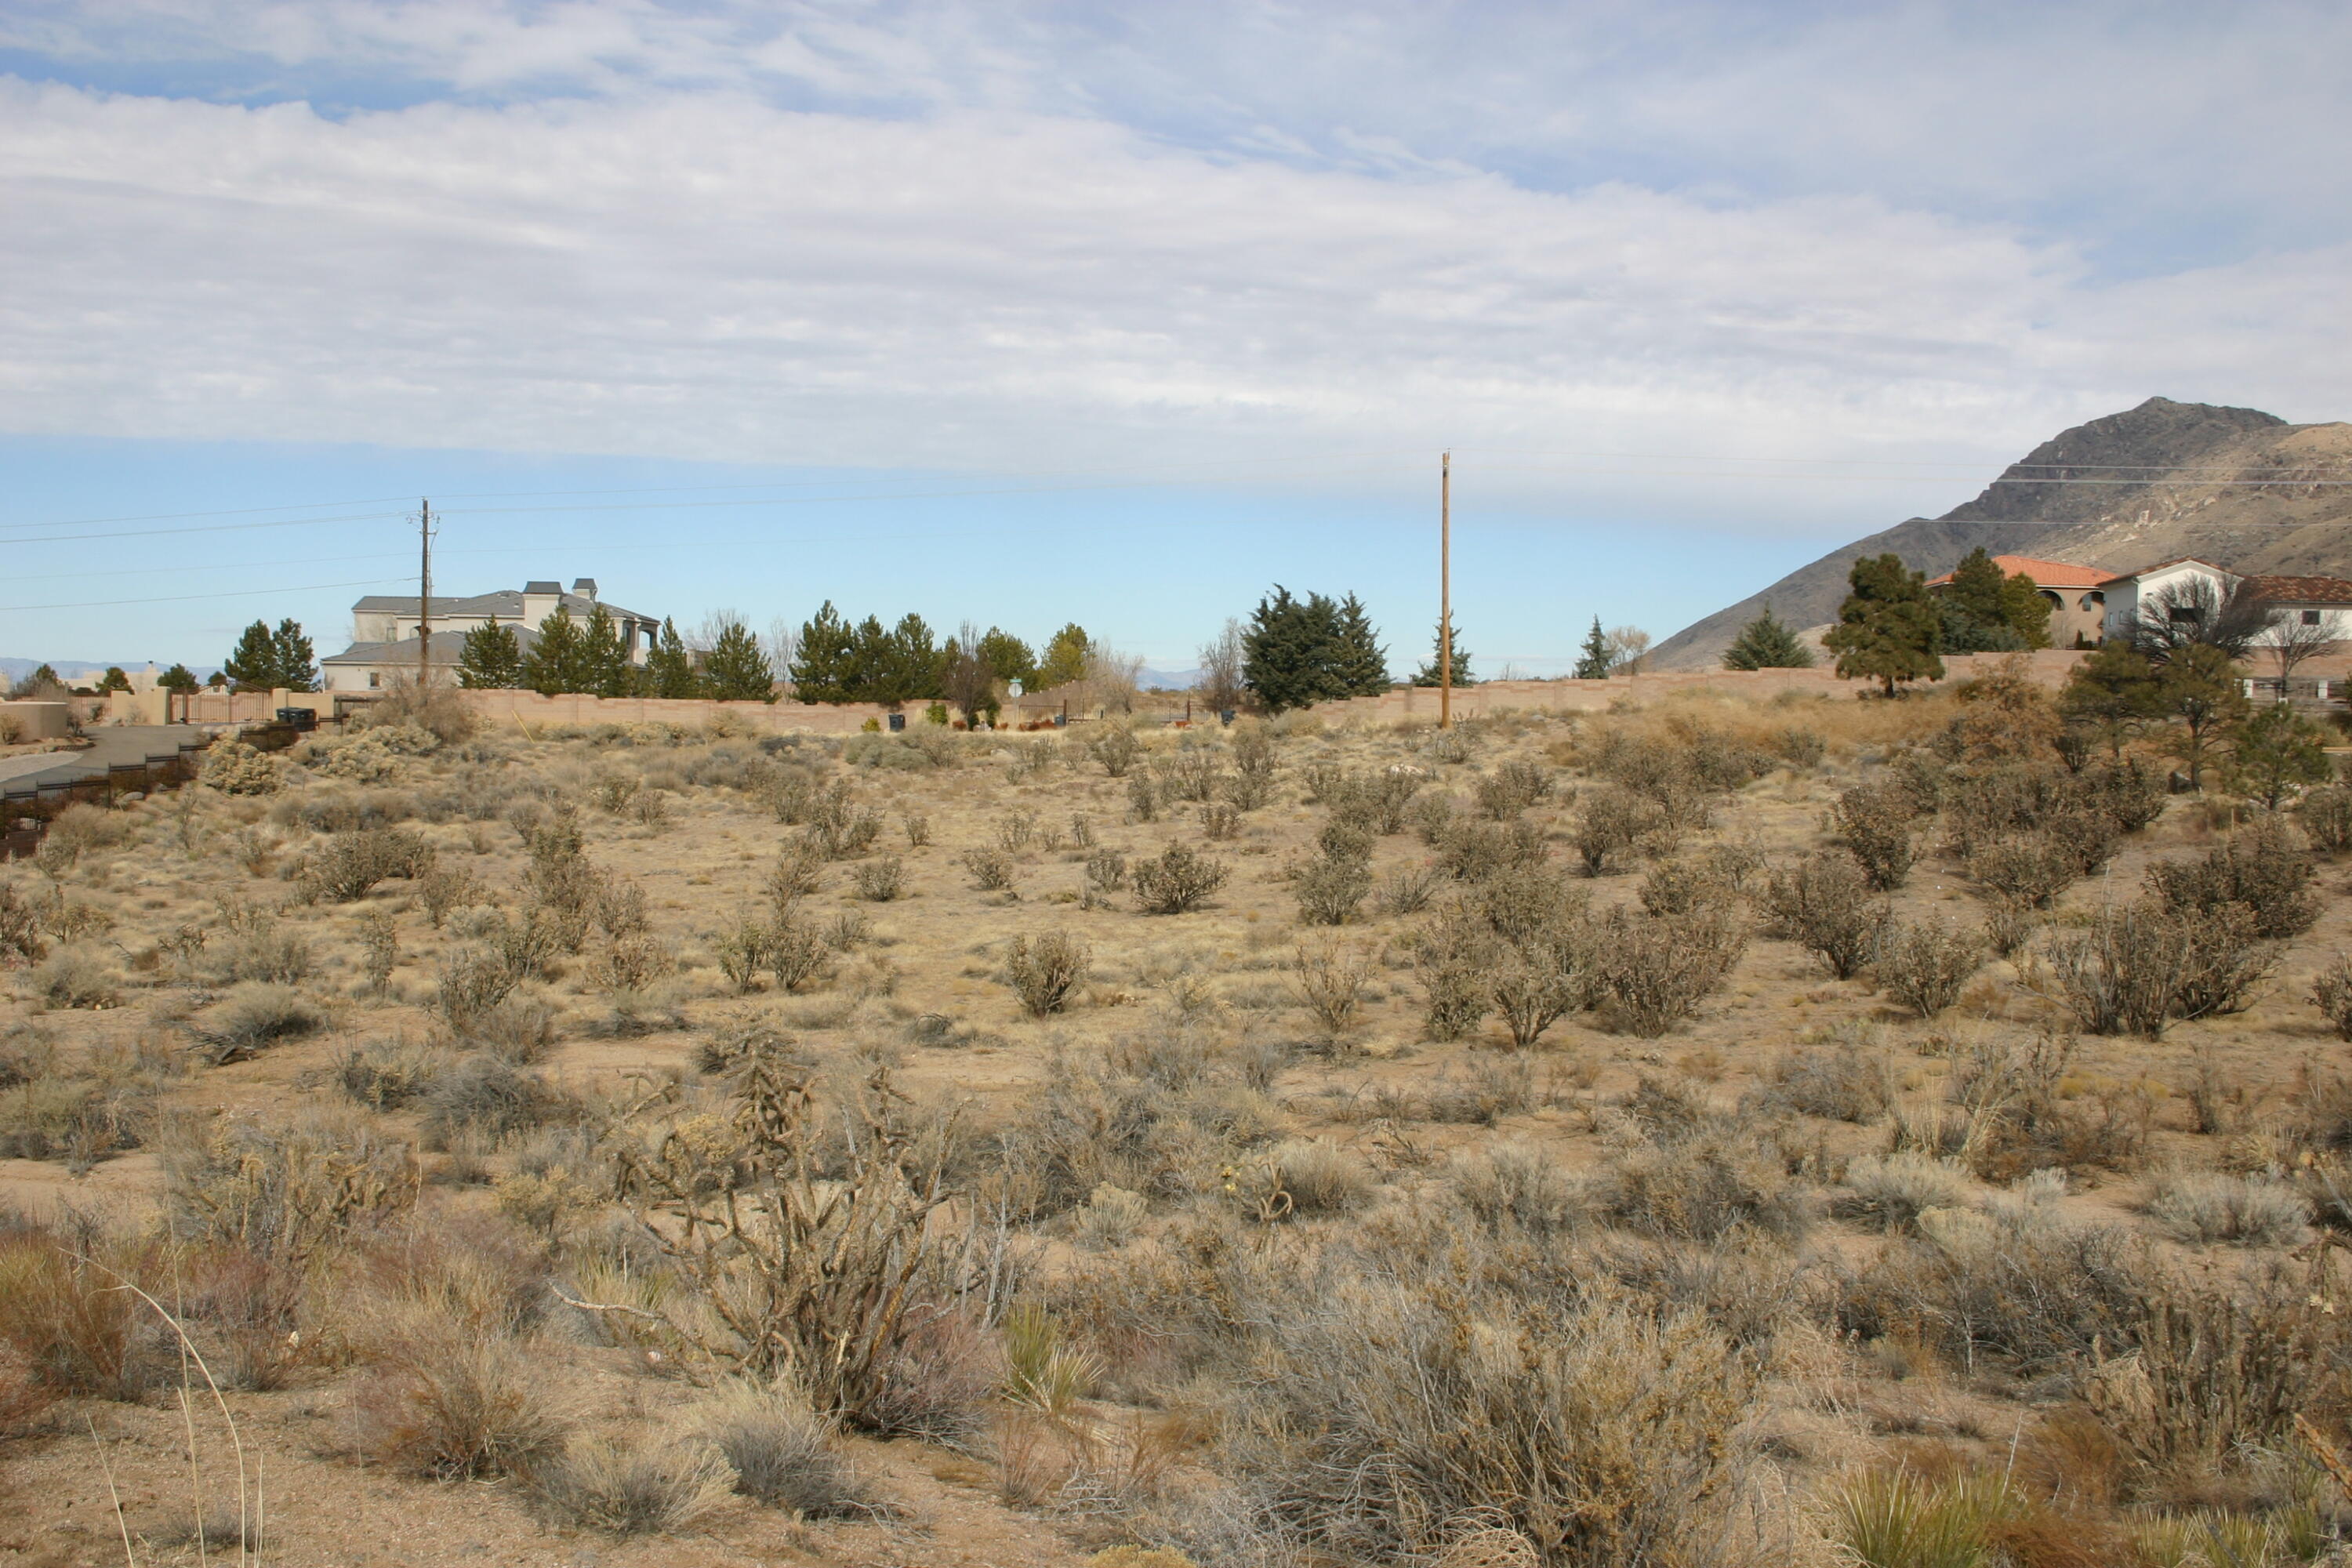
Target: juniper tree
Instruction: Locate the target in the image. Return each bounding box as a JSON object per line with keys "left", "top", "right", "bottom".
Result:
{"left": 644, "top": 618, "right": 701, "bottom": 699}
{"left": 523, "top": 604, "right": 592, "bottom": 695}
{"left": 1412, "top": 619, "right": 1474, "bottom": 687}
{"left": 789, "top": 602, "right": 857, "bottom": 702}
{"left": 1036, "top": 622, "right": 1091, "bottom": 689}
{"left": 458, "top": 622, "right": 525, "bottom": 688}
{"left": 1573, "top": 616, "right": 1612, "bottom": 679}
{"left": 1824, "top": 554, "right": 1942, "bottom": 695}
{"left": 1721, "top": 605, "right": 1815, "bottom": 670}
{"left": 1332, "top": 593, "right": 1392, "bottom": 696}
{"left": 704, "top": 617, "right": 778, "bottom": 702}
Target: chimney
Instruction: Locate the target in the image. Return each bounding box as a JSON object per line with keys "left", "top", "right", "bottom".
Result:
{"left": 521, "top": 580, "right": 562, "bottom": 629}
{"left": 572, "top": 578, "right": 598, "bottom": 601}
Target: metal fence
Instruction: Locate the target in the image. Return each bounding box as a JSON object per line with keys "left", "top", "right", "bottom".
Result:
{"left": 1, "top": 723, "right": 301, "bottom": 862}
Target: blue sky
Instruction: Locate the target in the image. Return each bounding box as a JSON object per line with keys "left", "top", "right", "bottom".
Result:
{"left": 1, "top": 1, "right": 2347, "bottom": 673}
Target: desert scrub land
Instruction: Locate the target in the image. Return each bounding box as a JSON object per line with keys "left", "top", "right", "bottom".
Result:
{"left": 11, "top": 670, "right": 2352, "bottom": 1566}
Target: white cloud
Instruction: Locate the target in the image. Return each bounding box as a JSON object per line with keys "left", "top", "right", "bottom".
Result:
{"left": 0, "top": 2, "right": 2344, "bottom": 535}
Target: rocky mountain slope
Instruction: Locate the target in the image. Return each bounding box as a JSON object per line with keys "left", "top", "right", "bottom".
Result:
{"left": 1650, "top": 397, "right": 2352, "bottom": 670}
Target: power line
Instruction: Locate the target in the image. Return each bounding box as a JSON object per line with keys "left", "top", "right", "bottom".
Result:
{"left": 0, "top": 576, "right": 408, "bottom": 614}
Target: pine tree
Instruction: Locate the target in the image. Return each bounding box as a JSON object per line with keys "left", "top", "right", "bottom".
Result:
{"left": 158, "top": 664, "right": 199, "bottom": 693}
{"left": 1036, "top": 623, "right": 1091, "bottom": 689}
{"left": 645, "top": 618, "right": 701, "bottom": 699}
{"left": 223, "top": 619, "right": 280, "bottom": 691}
{"left": 1411, "top": 619, "right": 1474, "bottom": 687}
{"left": 2231, "top": 704, "right": 2332, "bottom": 808}
{"left": 868, "top": 613, "right": 937, "bottom": 705}
{"left": 1332, "top": 593, "right": 1392, "bottom": 696}
{"left": 524, "top": 605, "right": 590, "bottom": 695}
{"left": 459, "top": 622, "right": 524, "bottom": 688}
{"left": 580, "top": 604, "right": 633, "bottom": 698}
{"left": 789, "top": 601, "right": 856, "bottom": 702}
{"left": 1938, "top": 548, "right": 2053, "bottom": 652}
{"left": 1573, "top": 616, "right": 1612, "bottom": 679}
{"left": 1824, "top": 554, "right": 1943, "bottom": 696}
{"left": 1242, "top": 586, "right": 1358, "bottom": 713}
{"left": 703, "top": 618, "right": 776, "bottom": 702}
{"left": 271, "top": 619, "right": 318, "bottom": 692}
{"left": 97, "top": 667, "right": 131, "bottom": 693}
{"left": 978, "top": 628, "right": 1036, "bottom": 689}
{"left": 1721, "top": 605, "right": 1816, "bottom": 670}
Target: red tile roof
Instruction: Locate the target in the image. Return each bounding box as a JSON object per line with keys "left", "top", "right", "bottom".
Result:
{"left": 2247, "top": 574, "right": 2352, "bottom": 605}
{"left": 1924, "top": 554, "right": 2114, "bottom": 590}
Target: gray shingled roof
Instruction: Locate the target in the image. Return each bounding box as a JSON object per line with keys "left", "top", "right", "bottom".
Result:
{"left": 350, "top": 588, "right": 656, "bottom": 623}
{"left": 322, "top": 628, "right": 528, "bottom": 665}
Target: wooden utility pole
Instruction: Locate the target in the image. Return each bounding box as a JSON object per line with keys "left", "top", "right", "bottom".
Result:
{"left": 417, "top": 498, "right": 434, "bottom": 689}
{"left": 1439, "top": 451, "right": 1452, "bottom": 729}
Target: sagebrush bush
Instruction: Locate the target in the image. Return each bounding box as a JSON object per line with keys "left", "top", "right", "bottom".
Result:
{"left": 28, "top": 944, "right": 120, "bottom": 1010}
{"left": 1756, "top": 1041, "right": 1891, "bottom": 1123}
{"left": 1873, "top": 917, "right": 1985, "bottom": 1018}
{"left": 1269, "top": 1138, "right": 1372, "bottom": 1216}
{"left": 1571, "top": 785, "right": 1668, "bottom": 876}
{"left": 298, "top": 826, "right": 434, "bottom": 902}
{"left": 1007, "top": 930, "right": 1090, "bottom": 1016}
{"left": 1835, "top": 1152, "right": 1970, "bottom": 1233}
{"left": 2314, "top": 955, "right": 2352, "bottom": 1041}
{"left": 1837, "top": 1210, "right": 2146, "bottom": 1374}
{"left": 851, "top": 855, "right": 904, "bottom": 902}
{"left": 1294, "top": 851, "right": 1371, "bottom": 925}
{"left": 1596, "top": 1128, "right": 1807, "bottom": 1240}
{"left": 2143, "top": 1171, "right": 2310, "bottom": 1247}
{"left": 1965, "top": 832, "right": 2079, "bottom": 909}
{"left": 1290, "top": 942, "right": 1371, "bottom": 1041}
{"left": 1473, "top": 757, "right": 1552, "bottom": 819}
{"left": 1835, "top": 779, "right": 1917, "bottom": 889}
{"left": 960, "top": 846, "right": 1015, "bottom": 892}
{"left": 2145, "top": 815, "right": 2319, "bottom": 938}
{"left": 343, "top": 1329, "right": 569, "bottom": 1479}
{"left": 1228, "top": 1276, "right": 1755, "bottom": 1566}
{"left": 2299, "top": 784, "right": 2352, "bottom": 853}
{"left": 421, "top": 1053, "right": 579, "bottom": 1149}
{"left": 1450, "top": 1142, "right": 1584, "bottom": 1240}
{"left": 1759, "top": 851, "right": 1886, "bottom": 979}
{"left": 1595, "top": 906, "right": 1745, "bottom": 1037}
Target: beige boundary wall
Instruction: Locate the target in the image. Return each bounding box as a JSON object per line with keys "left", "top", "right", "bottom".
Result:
{"left": 95, "top": 649, "right": 2093, "bottom": 735}
{"left": 1293, "top": 649, "right": 2093, "bottom": 725}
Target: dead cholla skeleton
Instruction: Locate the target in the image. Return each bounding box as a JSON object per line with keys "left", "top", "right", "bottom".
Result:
{"left": 612, "top": 1058, "right": 960, "bottom": 1428}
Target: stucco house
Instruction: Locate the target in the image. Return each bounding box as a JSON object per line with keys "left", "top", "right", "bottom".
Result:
{"left": 1922, "top": 554, "right": 2115, "bottom": 648}
{"left": 2095, "top": 557, "right": 2352, "bottom": 652}
{"left": 322, "top": 578, "right": 662, "bottom": 692}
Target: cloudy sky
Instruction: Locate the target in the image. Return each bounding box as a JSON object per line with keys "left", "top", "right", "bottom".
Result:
{"left": 2, "top": 1, "right": 2347, "bottom": 673}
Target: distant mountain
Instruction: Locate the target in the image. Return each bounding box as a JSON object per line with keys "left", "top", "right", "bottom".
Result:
{"left": 1138, "top": 666, "right": 1205, "bottom": 691}
{"left": 1650, "top": 397, "right": 2352, "bottom": 670}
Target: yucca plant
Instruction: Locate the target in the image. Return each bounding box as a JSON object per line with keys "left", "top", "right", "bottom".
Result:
{"left": 1829, "top": 1468, "right": 2019, "bottom": 1568}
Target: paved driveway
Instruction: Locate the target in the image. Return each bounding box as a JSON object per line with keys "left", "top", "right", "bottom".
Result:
{"left": 0, "top": 727, "right": 208, "bottom": 792}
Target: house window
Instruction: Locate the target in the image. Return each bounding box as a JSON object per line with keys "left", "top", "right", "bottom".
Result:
{"left": 2303, "top": 610, "right": 2323, "bottom": 626}
{"left": 2168, "top": 606, "right": 2201, "bottom": 624}
{"left": 368, "top": 672, "right": 379, "bottom": 688}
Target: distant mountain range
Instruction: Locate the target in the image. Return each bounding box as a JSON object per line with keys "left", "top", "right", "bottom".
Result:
{"left": 1651, "top": 397, "right": 2352, "bottom": 670}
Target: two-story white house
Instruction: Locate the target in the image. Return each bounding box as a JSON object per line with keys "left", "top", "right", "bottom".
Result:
{"left": 321, "top": 578, "right": 662, "bottom": 691}
{"left": 2096, "top": 557, "right": 2352, "bottom": 665}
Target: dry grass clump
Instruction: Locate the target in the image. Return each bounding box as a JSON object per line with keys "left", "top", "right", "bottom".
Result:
{"left": 532, "top": 1433, "right": 736, "bottom": 1536}
{"left": 0, "top": 1216, "right": 164, "bottom": 1399}
{"left": 1594, "top": 1127, "right": 1808, "bottom": 1241}
{"left": 1265, "top": 1138, "right": 1373, "bottom": 1217}
{"left": 2140, "top": 1171, "right": 2310, "bottom": 1248}
{"left": 1450, "top": 1141, "right": 1585, "bottom": 1242}
{"left": 27, "top": 942, "right": 121, "bottom": 1009}
{"left": 0, "top": 1032, "right": 171, "bottom": 1167}
{"left": 1947, "top": 1034, "right": 2148, "bottom": 1182}
{"left": 420, "top": 1053, "right": 582, "bottom": 1149}
{"left": 1754, "top": 1041, "right": 1891, "bottom": 1123}
{"left": 693, "top": 1378, "right": 873, "bottom": 1513}
{"left": 162, "top": 1109, "right": 418, "bottom": 1263}
{"left": 187, "top": 980, "right": 327, "bottom": 1063}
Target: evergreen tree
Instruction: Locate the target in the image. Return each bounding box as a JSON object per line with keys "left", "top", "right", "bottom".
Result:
{"left": 1824, "top": 554, "right": 1943, "bottom": 696}
{"left": 581, "top": 604, "right": 633, "bottom": 698}
{"left": 645, "top": 618, "right": 701, "bottom": 699}
{"left": 458, "top": 622, "right": 525, "bottom": 689}
{"left": 703, "top": 618, "right": 777, "bottom": 702}
{"left": 869, "top": 613, "right": 937, "bottom": 705}
{"left": 158, "top": 664, "right": 199, "bottom": 693}
{"left": 1573, "top": 616, "right": 1612, "bottom": 679}
{"left": 978, "top": 628, "right": 1036, "bottom": 689}
{"left": 222, "top": 619, "right": 281, "bottom": 692}
{"left": 523, "top": 605, "right": 591, "bottom": 695}
{"left": 97, "top": 667, "right": 131, "bottom": 693}
{"left": 1411, "top": 619, "right": 1474, "bottom": 687}
{"left": 1241, "top": 586, "right": 1356, "bottom": 713}
{"left": 2058, "top": 641, "right": 2161, "bottom": 757}
{"left": 271, "top": 619, "right": 318, "bottom": 692}
{"left": 2231, "top": 704, "right": 2333, "bottom": 808}
{"left": 205, "top": 671, "right": 227, "bottom": 690}
{"left": 1332, "top": 593, "right": 1392, "bottom": 696}
{"left": 1939, "top": 549, "right": 2053, "bottom": 652}
{"left": 789, "top": 601, "right": 856, "bottom": 702}
{"left": 1721, "top": 605, "right": 1816, "bottom": 670}
{"left": 2156, "top": 642, "right": 2246, "bottom": 791}
{"left": 1036, "top": 622, "right": 1091, "bottom": 689}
